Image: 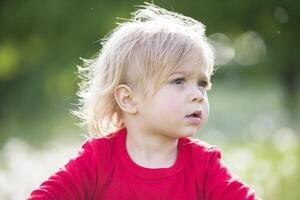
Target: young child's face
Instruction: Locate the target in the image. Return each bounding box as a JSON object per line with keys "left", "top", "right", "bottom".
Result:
{"left": 136, "top": 62, "right": 210, "bottom": 138}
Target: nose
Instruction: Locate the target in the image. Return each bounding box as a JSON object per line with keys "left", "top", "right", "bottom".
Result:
{"left": 189, "top": 86, "right": 204, "bottom": 103}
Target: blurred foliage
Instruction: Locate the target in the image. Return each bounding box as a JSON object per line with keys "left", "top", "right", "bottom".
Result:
{"left": 0, "top": 0, "right": 299, "bottom": 144}
{"left": 0, "top": 0, "right": 299, "bottom": 199}
{"left": 1, "top": 126, "right": 300, "bottom": 199}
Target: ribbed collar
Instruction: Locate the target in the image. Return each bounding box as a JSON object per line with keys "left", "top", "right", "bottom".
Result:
{"left": 116, "top": 128, "right": 188, "bottom": 179}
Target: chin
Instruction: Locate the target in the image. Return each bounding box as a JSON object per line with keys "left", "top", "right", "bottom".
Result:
{"left": 178, "top": 130, "right": 197, "bottom": 138}
{"left": 186, "top": 132, "right": 197, "bottom": 137}
{"left": 166, "top": 127, "right": 199, "bottom": 138}
{"left": 181, "top": 127, "right": 200, "bottom": 137}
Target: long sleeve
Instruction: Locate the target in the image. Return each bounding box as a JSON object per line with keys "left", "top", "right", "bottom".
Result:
{"left": 27, "top": 140, "right": 98, "bottom": 200}
{"left": 204, "top": 148, "right": 261, "bottom": 200}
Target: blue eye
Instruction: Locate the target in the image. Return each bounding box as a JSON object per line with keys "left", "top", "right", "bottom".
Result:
{"left": 172, "top": 78, "right": 185, "bottom": 85}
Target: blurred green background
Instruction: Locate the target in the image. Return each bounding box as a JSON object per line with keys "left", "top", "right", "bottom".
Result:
{"left": 0, "top": 0, "right": 299, "bottom": 199}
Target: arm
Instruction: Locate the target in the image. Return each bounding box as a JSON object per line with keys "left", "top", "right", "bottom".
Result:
{"left": 204, "top": 148, "right": 261, "bottom": 200}
{"left": 27, "top": 140, "right": 98, "bottom": 200}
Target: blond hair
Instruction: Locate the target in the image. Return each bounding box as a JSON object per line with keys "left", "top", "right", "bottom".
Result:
{"left": 72, "top": 3, "right": 215, "bottom": 136}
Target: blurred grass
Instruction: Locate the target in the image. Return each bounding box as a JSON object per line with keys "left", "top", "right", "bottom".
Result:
{"left": 0, "top": 78, "right": 299, "bottom": 199}
{"left": 1, "top": 1, "right": 299, "bottom": 199}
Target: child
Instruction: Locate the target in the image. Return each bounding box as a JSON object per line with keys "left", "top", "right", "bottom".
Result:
{"left": 28, "top": 3, "right": 260, "bottom": 200}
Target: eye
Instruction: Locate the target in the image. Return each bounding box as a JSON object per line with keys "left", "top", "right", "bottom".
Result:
{"left": 198, "top": 80, "right": 208, "bottom": 88}
{"left": 171, "top": 78, "right": 185, "bottom": 85}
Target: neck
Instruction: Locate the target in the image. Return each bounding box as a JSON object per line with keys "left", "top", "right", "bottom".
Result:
{"left": 125, "top": 127, "right": 179, "bottom": 168}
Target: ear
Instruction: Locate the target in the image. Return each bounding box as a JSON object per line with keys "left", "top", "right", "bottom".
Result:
{"left": 114, "top": 84, "right": 138, "bottom": 114}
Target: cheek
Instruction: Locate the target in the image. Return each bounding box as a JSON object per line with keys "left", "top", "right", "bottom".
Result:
{"left": 148, "top": 94, "right": 183, "bottom": 121}
{"left": 158, "top": 93, "right": 183, "bottom": 113}
{"left": 203, "top": 98, "right": 210, "bottom": 117}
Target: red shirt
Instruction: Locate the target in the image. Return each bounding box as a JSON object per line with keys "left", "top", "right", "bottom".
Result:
{"left": 28, "top": 128, "right": 260, "bottom": 200}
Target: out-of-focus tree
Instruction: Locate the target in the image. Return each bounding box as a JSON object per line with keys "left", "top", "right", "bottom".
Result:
{"left": 0, "top": 0, "right": 299, "bottom": 141}
{"left": 174, "top": 0, "right": 299, "bottom": 122}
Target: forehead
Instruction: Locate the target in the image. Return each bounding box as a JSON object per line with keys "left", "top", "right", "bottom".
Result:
{"left": 171, "top": 62, "right": 210, "bottom": 80}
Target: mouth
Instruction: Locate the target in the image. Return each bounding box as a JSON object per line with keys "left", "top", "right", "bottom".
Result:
{"left": 185, "top": 111, "right": 202, "bottom": 119}
{"left": 184, "top": 111, "right": 202, "bottom": 125}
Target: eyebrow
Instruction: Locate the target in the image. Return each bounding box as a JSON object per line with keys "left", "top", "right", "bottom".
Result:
{"left": 171, "top": 70, "right": 210, "bottom": 81}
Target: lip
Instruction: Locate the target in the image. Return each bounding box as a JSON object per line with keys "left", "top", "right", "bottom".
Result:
{"left": 185, "top": 110, "right": 202, "bottom": 125}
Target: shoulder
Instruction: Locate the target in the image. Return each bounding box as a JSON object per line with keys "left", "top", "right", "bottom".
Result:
{"left": 180, "top": 137, "right": 223, "bottom": 180}
{"left": 181, "top": 137, "right": 221, "bottom": 154}
{"left": 180, "top": 137, "right": 222, "bottom": 164}
{"left": 71, "top": 132, "right": 120, "bottom": 178}
{"left": 80, "top": 132, "right": 118, "bottom": 156}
